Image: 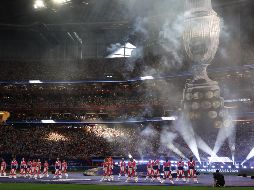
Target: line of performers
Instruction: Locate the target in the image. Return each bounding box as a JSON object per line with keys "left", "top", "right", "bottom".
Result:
{"left": 0, "top": 157, "right": 68, "bottom": 179}
{"left": 101, "top": 157, "right": 198, "bottom": 183}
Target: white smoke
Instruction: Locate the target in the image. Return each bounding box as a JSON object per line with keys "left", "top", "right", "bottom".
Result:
{"left": 160, "top": 128, "right": 186, "bottom": 158}
{"left": 174, "top": 115, "right": 201, "bottom": 162}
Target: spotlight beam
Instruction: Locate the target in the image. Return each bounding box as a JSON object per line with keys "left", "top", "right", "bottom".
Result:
{"left": 212, "top": 125, "right": 235, "bottom": 156}
{"left": 196, "top": 135, "right": 216, "bottom": 156}
{"left": 175, "top": 116, "right": 200, "bottom": 162}
{"left": 241, "top": 147, "right": 254, "bottom": 165}
{"left": 167, "top": 143, "right": 186, "bottom": 159}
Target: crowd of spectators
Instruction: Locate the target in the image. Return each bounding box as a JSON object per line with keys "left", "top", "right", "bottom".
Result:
{"left": 0, "top": 83, "right": 172, "bottom": 121}
{"left": 0, "top": 122, "right": 253, "bottom": 162}
{"left": 0, "top": 59, "right": 130, "bottom": 81}
{"left": 0, "top": 125, "right": 109, "bottom": 160}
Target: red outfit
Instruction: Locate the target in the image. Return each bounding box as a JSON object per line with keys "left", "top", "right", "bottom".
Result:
{"left": 10, "top": 160, "right": 18, "bottom": 177}
{"left": 107, "top": 158, "right": 113, "bottom": 176}
{"left": 20, "top": 161, "right": 27, "bottom": 176}
{"left": 27, "top": 161, "right": 32, "bottom": 175}
{"left": 119, "top": 161, "right": 126, "bottom": 175}
{"left": 36, "top": 161, "right": 42, "bottom": 175}
{"left": 102, "top": 162, "right": 109, "bottom": 176}
{"left": 151, "top": 160, "right": 160, "bottom": 176}
{"left": 32, "top": 161, "right": 37, "bottom": 175}
{"left": 163, "top": 161, "right": 172, "bottom": 179}
{"left": 146, "top": 161, "right": 153, "bottom": 176}
{"left": 0, "top": 161, "right": 6, "bottom": 175}
{"left": 43, "top": 162, "right": 49, "bottom": 175}
{"left": 55, "top": 161, "right": 62, "bottom": 176}
{"left": 127, "top": 161, "right": 137, "bottom": 177}
{"left": 62, "top": 162, "right": 67, "bottom": 173}
{"left": 187, "top": 160, "right": 197, "bottom": 180}
{"left": 177, "top": 160, "right": 185, "bottom": 179}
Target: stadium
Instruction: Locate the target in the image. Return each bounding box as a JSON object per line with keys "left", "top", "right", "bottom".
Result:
{"left": 0, "top": 0, "right": 254, "bottom": 189}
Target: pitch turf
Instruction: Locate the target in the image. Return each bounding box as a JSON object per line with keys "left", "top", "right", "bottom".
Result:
{"left": 0, "top": 184, "right": 253, "bottom": 190}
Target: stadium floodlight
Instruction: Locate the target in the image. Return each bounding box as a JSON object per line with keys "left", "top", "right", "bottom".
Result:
{"left": 41, "top": 120, "right": 56, "bottom": 124}
{"left": 140, "top": 76, "right": 154, "bottom": 80}
{"left": 29, "top": 80, "right": 43, "bottom": 84}
{"left": 161, "top": 116, "right": 177, "bottom": 121}
{"left": 52, "top": 0, "right": 71, "bottom": 5}
{"left": 34, "top": 0, "right": 46, "bottom": 9}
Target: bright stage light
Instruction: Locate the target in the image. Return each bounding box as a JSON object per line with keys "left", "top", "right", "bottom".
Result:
{"left": 208, "top": 156, "right": 232, "bottom": 163}
{"left": 52, "top": 0, "right": 71, "bottom": 5}
{"left": 29, "top": 80, "right": 43, "bottom": 84}
{"left": 41, "top": 120, "right": 55, "bottom": 124}
{"left": 140, "top": 76, "right": 154, "bottom": 81}
{"left": 34, "top": 0, "right": 46, "bottom": 9}
{"left": 161, "top": 116, "right": 177, "bottom": 121}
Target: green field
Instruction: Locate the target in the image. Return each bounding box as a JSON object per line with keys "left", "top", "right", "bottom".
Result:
{"left": 0, "top": 184, "right": 253, "bottom": 190}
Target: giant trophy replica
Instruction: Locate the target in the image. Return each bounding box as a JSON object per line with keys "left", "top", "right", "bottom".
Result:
{"left": 182, "top": 0, "right": 227, "bottom": 129}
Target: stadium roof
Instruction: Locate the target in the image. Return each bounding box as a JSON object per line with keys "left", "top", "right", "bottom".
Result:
{"left": 0, "top": 0, "right": 252, "bottom": 28}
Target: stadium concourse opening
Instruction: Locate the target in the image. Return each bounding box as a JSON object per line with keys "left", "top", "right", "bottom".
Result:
{"left": 0, "top": 0, "right": 254, "bottom": 189}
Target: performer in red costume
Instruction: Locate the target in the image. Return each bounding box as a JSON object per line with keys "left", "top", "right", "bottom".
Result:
{"left": 176, "top": 157, "right": 186, "bottom": 181}
{"left": 20, "top": 158, "right": 27, "bottom": 177}
{"left": 187, "top": 157, "right": 198, "bottom": 183}
{"left": 151, "top": 159, "right": 162, "bottom": 182}
{"left": 144, "top": 159, "right": 153, "bottom": 181}
{"left": 54, "top": 158, "right": 62, "bottom": 178}
{"left": 40, "top": 160, "right": 49, "bottom": 178}
{"left": 126, "top": 158, "right": 138, "bottom": 183}
{"left": 9, "top": 158, "right": 18, "bottom": 178}
{"left": 161, "top": 159, "right": 174, "bottom": 184}
{"left": 107, "top": 157, "right": 114, "bottom": 181}
{"left": 61, "top": 160, "right": 68, "bottom": 178}
{"left": 26, "top": 160, "right": 32, "bottom": 178}
{"left": 34, "top": 159, "right": 42, "bottom": 179}
{"left": 100, "top": 158, "right": 109, "bottom": 181}
{"left": 118, "top": 158, "right": 126, "bottom": 179}
{"left": 0, "top": 158, "right": 7, "bottom": 176}
{"left": 31, "top": 159, "right": 37, "bottom": 179}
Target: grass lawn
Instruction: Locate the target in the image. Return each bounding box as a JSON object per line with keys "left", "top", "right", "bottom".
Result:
{"left": 0, "top": 184, "right": 253, "bottom": 190}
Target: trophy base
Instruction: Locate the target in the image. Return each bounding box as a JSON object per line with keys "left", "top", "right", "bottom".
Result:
{"left": 182, "top": 79, "right": 226, "bottom": 132}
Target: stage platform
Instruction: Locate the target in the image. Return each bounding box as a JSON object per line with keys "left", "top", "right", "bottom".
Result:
{"left": 0, "top": 174, "right": 253, "bottom": 187}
